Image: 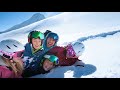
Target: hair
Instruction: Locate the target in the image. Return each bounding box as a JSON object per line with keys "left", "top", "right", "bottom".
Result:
{"left": 1, "top": 56, "right": 24, "bottom": 77}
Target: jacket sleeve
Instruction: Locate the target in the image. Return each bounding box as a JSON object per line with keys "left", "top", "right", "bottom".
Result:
{"left": 48, "top": 46, "right": 65, "bottom": 54}
{"left": 0, "top": 66, "right": 13, "bottom": 78}
{"left": 23, "top": 43, "right": 33, "bottom": 57}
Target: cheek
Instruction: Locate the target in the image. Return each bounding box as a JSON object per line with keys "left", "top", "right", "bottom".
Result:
{"left": 32, "top": 41, "right": 35, "bottom": 45}
{"left": 33, "top": 43, "right": 36, "bottom": 47}
{"left": 47, "top": 39, "right": 49, "bottom": 42}
{"left": 49, "top": 64, "right": 53, "bottom": 68}
{"left": 43, "top": 62, "right": 47, "bottom": 67}
{"left": 44, "top": 62, "right": 53, "bottom": 68}
{"left": 52, "top": 41, "right": 55, "bottom": 45}
{"left": 38, "top": 40, "right": 42, "bottom": 45}
{"left": 40, "top": 41, "right": 42, "bottom": 45}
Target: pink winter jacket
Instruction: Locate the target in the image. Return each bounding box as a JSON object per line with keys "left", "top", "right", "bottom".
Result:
{"left": 0, "top": 66, "right": 16, "bottom": 78}
{"left": 0, "top": 57, "right": 22, "bottom": 78}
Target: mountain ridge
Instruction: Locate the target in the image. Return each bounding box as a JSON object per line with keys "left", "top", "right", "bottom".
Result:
{"left": 0, "top": 13, "right": 45, "bottom": 34}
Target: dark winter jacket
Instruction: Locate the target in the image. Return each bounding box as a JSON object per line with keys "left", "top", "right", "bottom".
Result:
{"left": 22, "top": 66, "right": 50, "bottom": 78}
{"left": 23, "top": 43, "right": 44, "bottom": 69}
{"left": 47, "top": 46, "right": 78, "bottom": 66}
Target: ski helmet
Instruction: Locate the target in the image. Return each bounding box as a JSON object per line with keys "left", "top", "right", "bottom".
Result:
{"left": 43, "top": 54, "right": 59, "bottom": 65}
{"left": 0, "top": 39, "right": 25, "bottom": 59}
{"left": 28, "top": 31, "right": 44, "bottom": 43}
{"left": 47, "top": 32, "right": 59, "bottom": 42}
{"left": 44, "top": 30, "right": 52, "bottom": 37}
{"left": 66, "top": 42, "right": 85, "bottom": 58}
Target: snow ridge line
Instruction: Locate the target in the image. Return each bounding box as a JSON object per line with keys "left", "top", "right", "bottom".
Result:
{"left": 78, "top": 30, "right": 120, "bottom": 42}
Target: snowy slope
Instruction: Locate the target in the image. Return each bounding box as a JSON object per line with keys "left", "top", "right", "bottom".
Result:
{"left": 81, "top": 32, "right": 120, "bottom": 78}
{"left": 1, "top": 12, "right": 120, "bottom": 45}
{"left": 1, "top": 12, "right": 120, "bottom": 78}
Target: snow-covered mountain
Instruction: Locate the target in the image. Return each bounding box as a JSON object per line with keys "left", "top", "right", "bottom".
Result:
{"left": 1, "top": 12, "right": 120, "bottom": 78}
{"left": 0, "top": 13, "right": 45, "bottom": 34}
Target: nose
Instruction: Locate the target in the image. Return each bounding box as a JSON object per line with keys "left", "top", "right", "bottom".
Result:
{"left": 49, "top": 40, "right": 53, "bottom": 43}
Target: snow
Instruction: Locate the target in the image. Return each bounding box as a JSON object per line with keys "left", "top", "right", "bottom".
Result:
{"left": 0, "top": 12, "right": 120, "bottom": 78}
{"left": 81, "top": 32, "right": 120, "bottom": 78}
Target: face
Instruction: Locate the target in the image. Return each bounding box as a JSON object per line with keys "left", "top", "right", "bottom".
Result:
{"left": 43, "top": 59, "right": 54, "bottom": 71}
{"left": 32, "top": 38, "right": 42, "bottom": 50}
{"left": 46, "top": 37, "right": 56, "bottom": 48}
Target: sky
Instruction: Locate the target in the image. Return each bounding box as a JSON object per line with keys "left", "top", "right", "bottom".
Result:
{"left": 0, "top": 12, "right": 62, "bottom": 32}
{"left": 0, "top": 12, "right": 120, "bottom": 78}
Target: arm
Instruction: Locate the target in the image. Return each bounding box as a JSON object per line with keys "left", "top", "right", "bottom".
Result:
{"left": 48, "top": 46, "right": 65, "bottom": 54}
{"left": 0, "top": 66, "right": 13, "bottom": 78}
{"left": 23, "top": 43, "right": 32, "bottom": 57}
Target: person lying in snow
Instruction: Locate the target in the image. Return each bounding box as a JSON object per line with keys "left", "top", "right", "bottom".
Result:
{"left": 47, "top": 41, "right": 85, "bottom": 67}
{"left": 23, "top": 54, "right": 59, "bottom": 77}
{"left": 44, "top": 30, "right": 85, "bottom": 67}
{"left": 0, "top": 39, "right": 24, "bottom": 78}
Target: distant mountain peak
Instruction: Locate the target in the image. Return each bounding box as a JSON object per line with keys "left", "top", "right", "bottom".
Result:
{"left": 29, "top": 13, "right": 45, "bottom": 22}
{"left": 0, "top": 13, "right": 45, "bottom": 34}
{"left": 31, "top": 13, "right": 44, "bottom": 19}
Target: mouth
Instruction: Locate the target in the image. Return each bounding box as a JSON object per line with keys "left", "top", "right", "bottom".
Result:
{"left": 48, "top": 42, "right": 52, "bottom": 46}
{"left": 44, "top": 66, "right": 49, "bottom": 71}
{"left": 35, "top": 45, "right": 39, "bottom": 47}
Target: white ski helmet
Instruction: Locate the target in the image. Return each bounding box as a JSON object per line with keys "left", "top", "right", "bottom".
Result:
{"left": 0, "top": 39, "right": 25, "bottom": 59}
{"left": 66, "top": 42, "right": 85, "bottom": 58}
{"left": 71, "top": 42, "right": 85, "bottom": 57}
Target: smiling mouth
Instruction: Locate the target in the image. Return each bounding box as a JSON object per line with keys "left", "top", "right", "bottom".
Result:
{"left": 48, "top": 43, "right": 52, "bottom": 46}
{"left": 44, "top": 66, "right": 49, "bottom": 70}
{"left": 35, "top": 45, "right": 39, "bottom": 47}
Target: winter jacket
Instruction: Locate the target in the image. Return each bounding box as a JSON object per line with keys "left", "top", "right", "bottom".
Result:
{"left": 0, "top": 56, "right": 22, "bottom": 78}
{"left": 23, "top": 43, "right": 43, "bottom": 67}
{"left": 47, "top": 46, "right": 78, "bottom": 66}
{"left": 22, "top": 66, "right": 49, "bottom": 78}
{"left": 23, "top": 43, "right": 43, "bottom": 58}
{"left": 22, "top": 32, "right": 58, "bottom": 77}
{"left": 23, "top": 43, "right": 33, "bottom": 58}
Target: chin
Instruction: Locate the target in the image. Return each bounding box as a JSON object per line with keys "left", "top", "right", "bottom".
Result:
{"left": 47, "top": 46, "right": 51, "bottom": 48}
{"left": 35, "top": 47, "right": 39, "bottom": 49}
{"left": 43, "top": 67, "right": 48, "bottom": 71}
{"left": 44, "top": 69, "right": 49, "bottom": 71}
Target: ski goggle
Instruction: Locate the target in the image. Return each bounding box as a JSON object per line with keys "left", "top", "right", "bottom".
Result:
{"left": 66, "top": 44, "right": 77, "bottom": 58}
{"left": 48, "top": 33, "right": 59, "bottom": 41}
{"left": 0, "top": 50, "right": 24, "bottom": 60}
{"left": 12, "top": 50, "right": 24, "bottom": 58}
{"left": 44, "top": 55, "right": 59, "bottom": 65}
{"left": 31, "top": 31, "right": 44, "bottom": 39}
{"left": 50, "top": 57, "right": 59, "bottom": 65}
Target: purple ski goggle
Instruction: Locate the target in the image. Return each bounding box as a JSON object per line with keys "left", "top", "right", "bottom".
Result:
{"left": 66, "top": 44, "right": 77, "bottom": 58}
{"left": 0, "top": 50, "right": 24, "bottom": 59}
